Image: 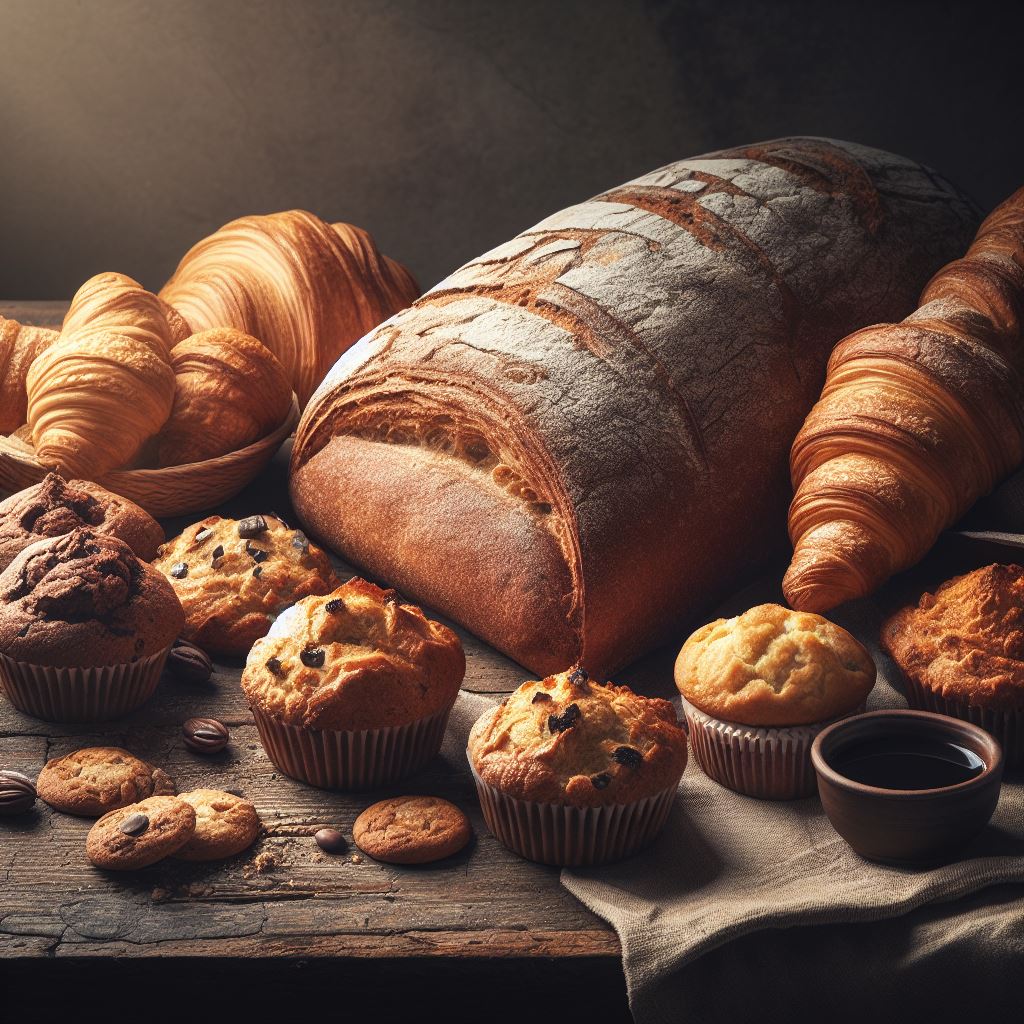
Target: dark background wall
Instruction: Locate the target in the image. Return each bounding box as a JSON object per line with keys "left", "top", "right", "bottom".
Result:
{"left": 1, "top": 0, "right": 1021, "bottom": 299}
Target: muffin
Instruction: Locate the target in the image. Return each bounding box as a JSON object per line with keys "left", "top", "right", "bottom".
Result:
{"left": 242, "top": 577, "right": 465, "bottom": 788}
{"left": 0, "top": 529, "right": 184, "bottom": 721}
{"left": 675, "top": 603, "right": 875, "bottom": 799}
{"left": 882, "top": 563, "right": 1024, "bottom": 766}
{"left": 153, "top": 514, "right": 337, "bottom": 656}
{"left": 0, "top": 473, "right": 163, "bottom": 572}
{"left": 468, "top": 668, "right": 688, "bottom": 865}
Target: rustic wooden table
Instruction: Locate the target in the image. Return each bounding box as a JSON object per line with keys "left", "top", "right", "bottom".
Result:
{"left": 0, "top": 301, "right": 640, "bottom": 1022}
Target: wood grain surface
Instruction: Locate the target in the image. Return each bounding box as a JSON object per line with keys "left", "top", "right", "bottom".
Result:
{"left": 0, "top": 302, "right": 634, "bottom": 1020}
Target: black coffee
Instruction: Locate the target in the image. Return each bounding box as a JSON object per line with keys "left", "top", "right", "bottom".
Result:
{"left": 831, "top": 736, "right": 986, "bottom": 790}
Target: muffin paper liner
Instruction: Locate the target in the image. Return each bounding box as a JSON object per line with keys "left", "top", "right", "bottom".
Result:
{"left": 250, "top": 701, "right": 454, "bottom": 790}
{"left": 0, "top": 647, "right": 169, "bottom": 722}
{"left": 682, "top": 698, "right": 865, "bottom": 800}
{"left": 900, "top": 674, "right": 1023, "bottom": 768}
{"left": 469, "top": 759, "right": 679, "bottom": 867}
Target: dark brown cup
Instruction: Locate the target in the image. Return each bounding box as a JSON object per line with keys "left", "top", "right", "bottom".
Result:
{"left": 811, "top": 710, "right": 1003, "bottom": 866}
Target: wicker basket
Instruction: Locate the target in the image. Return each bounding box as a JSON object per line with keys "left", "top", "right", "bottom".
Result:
{"left": 0, "top": 397, "right": 299, "bottom": 517}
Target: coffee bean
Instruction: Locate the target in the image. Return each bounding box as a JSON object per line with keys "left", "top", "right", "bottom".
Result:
{"left": 300, "top": 647, "right": 325, "bottom": 669}
{"left": 325, "top": 598, "right": 343, "bottom": 614}
{"left": 169, "top": 562, "right": 188, "bottom": 579}
{"left": 166, "top": 640, "right": 213, "bottom": 684}
{"left": 182, "top": 717, "right": 230, "bottom": 754}
{"left": 0, "top": 770, "right": 36, "bottom": 815}
{"left": 548, "top": 703, "right": 581, "bottom": 734}
{"left": 194, "top": 527, "right": 213, "bottom": 544}
{"left": 119, "top": 812, "right": 149, "bottom": 836}
{"left": 314, "top": 828, "right": 347, "bottom": 854}
{"left": 612, "top": 745, "right": 643, "bottom": 769}
{"left": 237, "top": 515, "right": 268, "bottom": 539}
{"left": 245, "top": 541, "right": 268, "bottom": 563}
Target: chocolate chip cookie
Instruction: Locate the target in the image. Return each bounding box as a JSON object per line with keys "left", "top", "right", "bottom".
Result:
{"left": 153, "top": 514, "right": 337, "bottom": 656}
{"left": 174, "top": 789, "right": 261, "bottom": 861}
{"left": 86, "top": 795, "right": 196, "bottom": 870}
{"left": 37, "top": 747, "right": 176, "bottom": 817}
{"left": 353, "top": 796, "right": 471, "bottom": 864}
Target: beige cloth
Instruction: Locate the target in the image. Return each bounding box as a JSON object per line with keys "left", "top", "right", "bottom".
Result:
{"left": 446, "top": 471, "right": 1024, "bottom": 1023}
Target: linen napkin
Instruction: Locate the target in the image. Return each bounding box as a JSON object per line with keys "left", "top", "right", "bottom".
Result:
{"left": 446, "top": 468, "right": 1024, "bottom": 1024}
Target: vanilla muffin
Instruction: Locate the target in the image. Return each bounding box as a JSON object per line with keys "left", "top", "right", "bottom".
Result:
{"left": 0, "top": 529, "right": 184, "bottom": 721}
{"left": 154, "top": 514, "right": 337, "bottom": 656}
{"left": 242, "top": 577, "right": 465, "bottom": 788}
{"left": 882, "top": 564, "right": 1024, "bottom": 765}
{"left": 468, "top": 668, "right": 687, "bottom": 865}
{"left": 0, "top": 473, "right": 163, "bottom": 572}
{"left": 675, "top": 604, "right": 875, "bottom": 799}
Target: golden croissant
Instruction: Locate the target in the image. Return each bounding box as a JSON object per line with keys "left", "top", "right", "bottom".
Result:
{"left": 159, "top": 210, "right": 419, "bottom": 406}
{"left": 784, "top": 187, "right": 1024, "bottom": 612}
{"left": 0, "top": 316, "right": 58, "bottom": 434}
{"left": 153, "top": 327, "right": 293, "bottom": 466}
{"left": 26, "top": 273, "right": 177, "bottom": 478}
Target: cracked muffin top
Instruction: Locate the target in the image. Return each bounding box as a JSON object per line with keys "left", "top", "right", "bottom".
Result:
{"left": 153, "top": 514, "right": 338, "bottom": 656}
{"left": 0, "top": 473, "right": 163, "bottom": 572}
{"left": 241, "top": 577, "right": 465, "bottom": 731}
{"left": 0, "top": 529, "right": 184, "bottom": 667}
{"left": 882, "top": 564, "right": 1024, "bottom": 712}
{"left": 467, "top": 668, "right": 688, "bottom": 807}
{"left": 675, "top": 603, "right": 875, "bottom": 727}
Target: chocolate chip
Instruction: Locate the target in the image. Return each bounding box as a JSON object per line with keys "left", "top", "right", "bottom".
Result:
{"left": 590, "top": 773, "right": 611, "bottom": 789}
{"left": 0, "top": 770, "right": 36, "bottom": 815}
{"left": 568, "top": 666, "right": 589, "bottom": 687}
{"left": 170, "top": 562, "right": 188, "bottom": 579}
{"left": 17, "top": 623, "right": 30, "bottom": 638}
{"left": 182, "top": 717, "right": 229, "bottom": 754}
{"left": 325, "top": 598, "right": 343, "bottom": 614}
{"left": 314, "top": 827, "right": 347, "bottom": 854}
{"left": 119, "top": 812, "right": 149, "bottom": 836}
{"left": 166, "top": 640, "right": 213, "bottom": 684}
{"left": 300, "top": 647, "right": 325, "bottom": 669}
{"left": 210, "top": 545, "right": 225, "bottom": 565}
{"left": 548, "top": 703, "right": 581, "bottom": 734}
{"left": 246, "top": 541, "right": 268, "bottom": 563}
{"left": 237, "top": 515, "right": 268, "bottom": 539}
{"left": 291, "top": 533, "right": 309, "bottom": 553}
{"left": 266, "top": 657, "right": 283, "bottom": 676}
{"left": 252, "top": 565, "right": 263, "bottom": 578}
{"left": 531, "top": 691, "right": 552, "bottom": 704}
{"left": 612, "top": 746, "right": 643, "bottom": 769}
{"left": 194, "top": 528, "right": 213, "bottom": 544}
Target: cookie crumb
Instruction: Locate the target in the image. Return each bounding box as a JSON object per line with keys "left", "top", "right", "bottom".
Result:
{"left": 350, "top": 854, "right": 363, "bottom": 864}
{"left": 244, "top": 850, "right": 278, "bottom": 877}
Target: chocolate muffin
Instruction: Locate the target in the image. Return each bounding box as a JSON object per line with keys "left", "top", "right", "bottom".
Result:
{"left": 0, "top": 474, "right": 163, "bottom": 572}
{"left": 0, "top": 529, "right": 184, "bottom": 721}
{"left": 467, "top": 668, "right": 687, "bottom": 865}
{"left": 153, "top": 514, "right": 337, "bottom": 656}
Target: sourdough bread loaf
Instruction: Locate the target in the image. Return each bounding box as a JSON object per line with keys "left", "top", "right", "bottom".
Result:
{"left": 291, "top": 137, "right": 978, "bottom": 675}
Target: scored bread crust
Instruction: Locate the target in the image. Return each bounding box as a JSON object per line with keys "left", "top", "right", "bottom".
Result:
{"left": 290, "top": 137, "right": 978, "bottom": 677}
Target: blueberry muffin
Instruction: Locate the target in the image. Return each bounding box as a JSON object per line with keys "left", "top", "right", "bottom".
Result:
{"left": 882, "top": 563, "right": 1024, "bottom": 765}
{"left": 675, "top": 603, "right": 875, "bottom": 798}
{"left": 467, "top": 668, "right": 687, "bottom": 865}
{"left": 0, "top": 473, "right": 163, "bottom": 572}
{"left": 0, "top": 529, "right": 184, "bottom": 720}
{"left": 153, "top": 514, "right": 337, "bottom": 656}
{"left": 242, "top": 577, "right": 465, "bottom": 788}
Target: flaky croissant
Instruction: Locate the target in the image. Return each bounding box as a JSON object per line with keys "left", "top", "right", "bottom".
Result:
{"left": 26, "top": 273, "right": 177, "bottom": 478}
{"left": 0, "top": 316, "right": 58, "bottom": 434}
{"left": 159, "top": 211, "right": 419, "bottom": 406}
{"left": 153, "top": 327, "right": 293, "bottom": 466}
{"left": 784, "top": 187, "right": 1024, "bottom": 612}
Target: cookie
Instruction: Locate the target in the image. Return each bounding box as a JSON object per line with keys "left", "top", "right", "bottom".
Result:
{"left": 86, "top": 795, "right": 196, "bottom": 870}
{"left": 174, "top": 789, "right": 262, "bottom": 862}
{"left": 37, "top": 747, "right": 176, "bottom": 817}
{"left": 353, "top": 796, "right": 471, "bottom": 864}
{"left": 153, "top": 514, "right": 337, "bottom": 656}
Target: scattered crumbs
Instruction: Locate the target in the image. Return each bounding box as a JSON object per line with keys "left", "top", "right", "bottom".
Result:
{"left": 351, "top": 854, "right": 363, "bottom": 864}
{"left": 244, "top": 850, "right": 278, "bottom": 877}
{"left": 151, "top": 887, "right": 171, "bottom": 903}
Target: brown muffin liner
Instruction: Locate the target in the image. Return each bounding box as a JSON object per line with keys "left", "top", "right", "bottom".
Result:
{"left": 469, "top": 760, "right": 679, "bottom": 867}
{"left": 682, "top": 698, "right": 865, "bottom": 800}
{"left": 250, "top": 701, "right": 454, "bottom": 790}
{"left": 900, "top": 674, "right": 1023, "bottom": 768}
{"left": 0, "top": 648, "right": 169, "bottom": 722}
